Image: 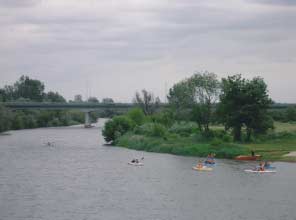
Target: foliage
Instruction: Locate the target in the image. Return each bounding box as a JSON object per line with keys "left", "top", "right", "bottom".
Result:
{"left": 168, "top": 121, "right": 199, "bottom": 137}
{"left": 149, "top": 109, "right": 175, "bottom": 127}
{"left": 127, "top": 108, "right": 146, "bottom": 126}
{"left": 87, "top": 97, "right": 99, "bottom": 103}
{"left": 168, "top": 71, "right": 220, "bottom": 135}
{"left": 218, "top": 75, "right": 273, "bottom": 141}
{"left": 286, "top": 107, "right": 296, "bottom": 122}
{"left": 133, "top": 89, "right": 160, "bottom": 115}
{"left": 102, "top": 98, "right": 114, "bottom": 104}
{"left": 116, "top": 133, "right": 247, "bottom": 159}
{"left": 44, "top": 91, "right": 66, "bottom": 102}
{"left": 0, "top": 104, "right": 12, "bottom": 132}
{"left": 74, "top": 94, "right": 83, "bottom": 102}
{"left": 102, "top": 116, "right": 135, "bottom": 143}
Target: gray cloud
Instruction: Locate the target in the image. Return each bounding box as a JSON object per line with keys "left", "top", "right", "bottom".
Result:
{"left": 0, "top": 0, "right": 296, "bottom": 102}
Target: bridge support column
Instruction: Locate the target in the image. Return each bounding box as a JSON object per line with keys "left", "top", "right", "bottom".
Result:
{"left": 84, "top": 111, "right": 92, "bottom": 128}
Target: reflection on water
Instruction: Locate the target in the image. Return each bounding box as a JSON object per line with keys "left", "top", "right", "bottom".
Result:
{"left": 0, "top": 120, "right": 296, "bottom": 220}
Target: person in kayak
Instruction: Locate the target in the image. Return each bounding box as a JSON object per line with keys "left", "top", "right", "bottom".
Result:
{"left": 205, "top": 153, "right": 215, "bottom": 164}
{"left": 196, "top": 160, "right": 204, "bottom": 169}
{"left": 256, "top": 162, "right": 265, "bottom": 171}
{"left": 264, "top": 161, "right": 272, "bottom": 169}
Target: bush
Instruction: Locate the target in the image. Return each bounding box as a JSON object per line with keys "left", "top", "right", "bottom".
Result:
{"left": 150, "top": 109, "right": 175, "bottom": 127}
{"left": 127, "top": 108, "right": 146, "bottom": 126}
{"left": 169, "top": 121, "right": 198, "bottom": 136}
{"left": 151, "top": 123, "right": 167, "bottom": 138}
{"left": 102, "top": 116, "right": 135, "bottom": 143}
{"left": 134, "top": 122, "right": 167, "bottom": 138}
{"left": 0, "top": 105, "right": 12, "bottom": 132}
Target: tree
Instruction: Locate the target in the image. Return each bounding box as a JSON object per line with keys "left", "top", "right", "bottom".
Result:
{"left": 13, "top": 75, "right": 45, "bottom": 101}
{"left": 286, "top": 107, "right": 296, "bottom": 122}
{"left": 218, "top": 75, "right": 273, "bottom": 141}
{"left": 102, "top": 98, "right": 114, "bottom": 104}
{"left": 168, "top": 71, "right": 220, "bottom": 135}
{"left": 133, "top": 89, "right": 160, "bottom": 115}
{"left": 102, "top": 116, "right": 134, "bottom": 143}
{"left": 0, "top": 104, "right": 12, "bottom": 132}
{"left": 74, "top": 94, "right": 83, "bottom": 102}
{"left": 87, "top": 97, "right": 99, "bottom": 103}
{"left": 127, "top": 108, "right": 146, "bottom": 126}
{"left": 45, "top": 91, "right": 66, "bottom": 102}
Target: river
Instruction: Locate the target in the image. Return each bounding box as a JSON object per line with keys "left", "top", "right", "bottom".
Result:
{"left": 0, "top": 120, "right": 296, "bottom": 220}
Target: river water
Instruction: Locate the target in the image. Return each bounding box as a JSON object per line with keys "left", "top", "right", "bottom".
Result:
{"left": 0, "top": 120, "right": 296, "bottom": 220}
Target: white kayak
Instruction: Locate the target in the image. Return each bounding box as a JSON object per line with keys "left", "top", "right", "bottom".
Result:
{"left": 244, "top": 169, "right": 276, "bottom": 173}
{"left": 128, "top": 162, "right": 144, "bottom": 166}
{"left": 192, "top": 166, "right": 213, "bottom": 171}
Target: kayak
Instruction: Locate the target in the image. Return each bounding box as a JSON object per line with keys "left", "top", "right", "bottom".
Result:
{"left": 244, "top": 169, "right": 276, "bottom": 173}
{"left": 204, "top": 161, "right": 215, "bottom": 165}
{"left": 128, "top": 162, "right": 144, "bottom": 166}
{"left": 235, "top": 155, "right": 261, "bottom": 161}
{"left": 192, "top": 166, "right": 213, "bottom": 171}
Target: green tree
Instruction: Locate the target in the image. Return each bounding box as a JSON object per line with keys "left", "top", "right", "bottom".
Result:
{"left": 127, "top": 108, "right": 146, "bottom": 126}
{"left": 218, "top": 75, "right": 273, "bottom": 141}
{"left": 13, "top": 75, "right": 45, "bottom": 101}
{"left": 286, "top": 107, "right": 296, "bottom": 122}
{"left": 0, "top": 104, "right": 12, "bottom": 132}
{"left": 87, "top": 97, "right": 99, "bottom": 103}
{"left": 168, "top": 71, "right": 220, "bottom": 135}
{"left": 74, "top": 94, "right": 83, "bottom": 102}
{"left": 102, "top": 116, "right": 134, "bottom": 143}
{"left": 133, "top": 89, "right": 160, "bottom": 115}
{"left": 102, "top": 98, "right": 114, "bottom": 104}
{"left": 45, "top": 91, "right": 66, "bottom": 102}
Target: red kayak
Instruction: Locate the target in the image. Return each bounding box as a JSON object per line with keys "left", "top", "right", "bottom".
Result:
{"left": 235, "top": 155, "right": 261, "bottom": 161}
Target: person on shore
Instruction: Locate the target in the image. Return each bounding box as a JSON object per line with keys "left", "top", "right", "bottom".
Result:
{"left": 251, "top": 150, "right": 255, "bottom": 157}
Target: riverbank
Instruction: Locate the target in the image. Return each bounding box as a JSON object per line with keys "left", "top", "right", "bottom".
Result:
{"left": 114, "top": 122, "right": 296, "bottom": 162}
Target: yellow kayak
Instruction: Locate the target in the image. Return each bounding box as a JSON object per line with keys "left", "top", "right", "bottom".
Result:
{"left": 192, "top": 166, "right": 213, "bottom": 171}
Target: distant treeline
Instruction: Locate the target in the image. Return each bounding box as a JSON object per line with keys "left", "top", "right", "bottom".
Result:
{"left": 0, "top": 75, "right": 116, "bottom": 133}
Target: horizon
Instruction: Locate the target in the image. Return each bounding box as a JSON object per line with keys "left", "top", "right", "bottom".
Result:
{"left": 0, "top": 0, "right": 295, "bottom": 103}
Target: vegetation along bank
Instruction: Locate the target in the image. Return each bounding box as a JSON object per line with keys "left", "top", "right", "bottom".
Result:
{"left": 103, "top": 71, "right": 296, "bottom": 162}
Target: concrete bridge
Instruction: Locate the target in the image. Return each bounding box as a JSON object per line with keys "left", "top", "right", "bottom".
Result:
{"left": 2, "top": 102, "right": 135, "bottom": 128}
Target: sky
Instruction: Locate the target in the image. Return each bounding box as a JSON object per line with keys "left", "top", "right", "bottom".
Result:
{"left": 0, "top": 0, "right": 295, "bottom": 102}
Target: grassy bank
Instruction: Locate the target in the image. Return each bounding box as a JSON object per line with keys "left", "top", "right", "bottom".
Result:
{"left": 115, "top": 122, "right": 296, "bottom": 162}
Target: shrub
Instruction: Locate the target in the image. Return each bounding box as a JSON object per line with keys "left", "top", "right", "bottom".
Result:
{"left": 134, "top": 122, "right": 167, "bottom": 138}
{"left": 169, "top": 121, "right": 198, "bottom": 136}
{"left": 127, "top": 108, "right": 146, "bottom": 126}
{"left": 150, "top": 110, "right": 175, "bottom": 127}
{"left": 151, "top": 123, "right": 167, "bottom": 138}
{"left": 134, "top": 123, "right": 154, "bottom": 135}
{"left": 102, "top": 116, "right": 135, "bottom": 143}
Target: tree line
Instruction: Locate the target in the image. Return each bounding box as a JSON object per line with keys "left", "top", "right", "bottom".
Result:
{"left": 104, "top": 71, "right": 281, "bottom": 143}
{"left": 0, "top": 75, "right": 116, "bottom": 133}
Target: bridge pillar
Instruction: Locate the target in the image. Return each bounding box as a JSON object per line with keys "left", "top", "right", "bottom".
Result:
{"left": 84, "top": 111, "right": 92, "bottom": 128}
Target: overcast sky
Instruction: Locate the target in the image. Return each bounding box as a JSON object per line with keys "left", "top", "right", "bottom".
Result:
{"left": 0, "top": 0, "right": 295, "bottom": 102}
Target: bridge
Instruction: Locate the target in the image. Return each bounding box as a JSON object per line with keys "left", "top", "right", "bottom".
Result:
{"left": 2, "top": 102, "right": 136, "bottom": 128}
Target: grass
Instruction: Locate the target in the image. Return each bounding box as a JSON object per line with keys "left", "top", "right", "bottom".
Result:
{"left": 242, "top": 122, "right": 296, "bottom": 162}
{"left": 115, "top": 122, "right": 296, "bottom": 162}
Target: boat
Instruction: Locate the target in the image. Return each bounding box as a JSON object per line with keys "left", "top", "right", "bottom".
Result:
{"left": 128, "top": 162, "right": 144, "bottom": 166}
{"left": 235, "top": 155, "right": 261, "bottom": 161}
{"left": 192, "top": 166, "right": 213, "bottom": 171}
{"left": 244, "top": 169, "right": 276, "bottom": 173}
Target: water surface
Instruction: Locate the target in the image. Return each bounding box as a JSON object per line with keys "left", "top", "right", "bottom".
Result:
{"left": 0, "top": 121, "right": 295, "bottom": 220}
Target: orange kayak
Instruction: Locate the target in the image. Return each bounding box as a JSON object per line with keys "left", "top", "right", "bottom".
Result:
{"left": 235, "top": 155, "right": 261, "bottom": 161}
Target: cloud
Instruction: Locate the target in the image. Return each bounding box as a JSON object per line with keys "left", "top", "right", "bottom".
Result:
{"left": 0, "top": 0, "right": 296, "bottom": 102}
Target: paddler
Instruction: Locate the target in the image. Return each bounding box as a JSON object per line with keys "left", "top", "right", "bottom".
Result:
{"left": 205, "top": 153, "right": 215, "bottom": 164}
